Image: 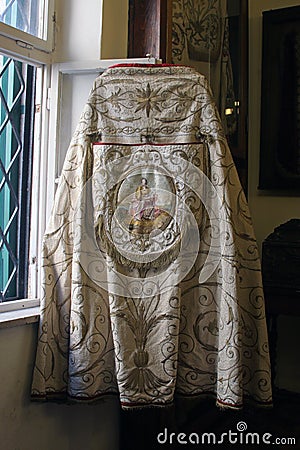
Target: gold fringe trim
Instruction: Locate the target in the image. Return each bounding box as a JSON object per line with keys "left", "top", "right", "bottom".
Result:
{"left": 96, "top": 218, "right": 181, "bottom": 270}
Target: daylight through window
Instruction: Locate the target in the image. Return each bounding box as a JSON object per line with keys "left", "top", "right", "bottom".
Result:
{"left": 0, "top": 0, "right": 47, "bottom": 39}
{"left": 0, "top": 54, "right": 41, "bottom": 301}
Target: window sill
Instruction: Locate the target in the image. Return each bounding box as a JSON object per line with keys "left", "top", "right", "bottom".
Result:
{"left": 0, "top": 299, "right": 40, "bottom": 329}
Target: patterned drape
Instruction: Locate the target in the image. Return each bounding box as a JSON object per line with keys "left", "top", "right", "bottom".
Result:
{"left": 172, "top": 0, "right": 237, "bottom": 135}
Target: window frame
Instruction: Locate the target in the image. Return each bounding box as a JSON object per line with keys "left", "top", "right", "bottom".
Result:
{"left": 0, "top": 0, "right": 53, "bottom": 317}
{"left": 0, "top": 0, "right": 54, "bottom": 64}
{"left": 0, "top": 59, "right": 51, "bottom": 311}
{"left": 0, "top": 59, "right": 37, "bottom": 302}
{"left": 0, "top": 0, "right": 54, "bottom": 306}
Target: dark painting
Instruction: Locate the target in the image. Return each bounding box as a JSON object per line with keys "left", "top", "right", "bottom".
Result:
{"left": 260, "top": 6, "right": 300, "bottom": 191}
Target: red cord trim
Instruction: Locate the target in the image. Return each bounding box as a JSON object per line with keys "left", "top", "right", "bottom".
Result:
{"left": 92, "top": 141, "right": 202, "bottom": 146}
{"left": 108, "top": 63, "right": 186, "bottom": 69}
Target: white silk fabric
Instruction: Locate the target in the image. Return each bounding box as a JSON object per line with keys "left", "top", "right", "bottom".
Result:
{"left": 31, "top": 65, "right": 272, "bottom": 410}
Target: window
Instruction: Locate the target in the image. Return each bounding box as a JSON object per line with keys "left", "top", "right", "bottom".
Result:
{"left": 0, "top": 0, "right": 54, "bottom": 59}
{"left": 0, "top": 0, "right": 47, "bottom": 39}
{"left": 0, "top": 54, "right": 42, "bottom": 302}
{"left": 0, "top": 0, "right": 52, "bottom": 306}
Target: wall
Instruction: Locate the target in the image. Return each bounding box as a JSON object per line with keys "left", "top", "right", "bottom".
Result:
{"left": 53, "top": 0, "right": 129, "bottom": 62}
{"left": 101, "top": 0, "right": 129, "bottom": 58}
{"left": 54, "top": 0, "right": 103, "bottom": 62}
{"left": 248, "top": 0, "right": 300, "bottom": 392}
{"left": 0, "top": 324, "right": 119, "bottom": 450}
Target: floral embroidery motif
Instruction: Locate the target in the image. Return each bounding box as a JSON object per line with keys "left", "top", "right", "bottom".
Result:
{"left": 135, "top": 83, "right": 162, "bottom": 117}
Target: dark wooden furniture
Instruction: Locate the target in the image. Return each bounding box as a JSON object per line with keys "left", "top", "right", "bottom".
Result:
{"left": 262, "top": 219, "right": 300, "bottom": 390}
{"left": 127, "top": 0, "right": 172, "bottom": 62}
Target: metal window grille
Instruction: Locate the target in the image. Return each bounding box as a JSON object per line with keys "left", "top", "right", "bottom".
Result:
{"left": 0, "top": 55, "right": 36, "bottom": 302}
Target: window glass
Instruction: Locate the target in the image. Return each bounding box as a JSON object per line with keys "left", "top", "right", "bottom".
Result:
{"left": 0, "top": 54, "right": 41, "bottom": 301}
{"left": 0, "top": 0, "right": 47, "bottom": 39}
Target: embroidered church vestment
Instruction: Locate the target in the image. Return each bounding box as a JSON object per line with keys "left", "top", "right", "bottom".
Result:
{"left": 31, "top": 64, "right": 272, "bottom": 410}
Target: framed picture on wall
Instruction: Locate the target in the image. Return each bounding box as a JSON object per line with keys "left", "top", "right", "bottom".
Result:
{"left": 259, "top": 5, "right": 300, "bottom": 191}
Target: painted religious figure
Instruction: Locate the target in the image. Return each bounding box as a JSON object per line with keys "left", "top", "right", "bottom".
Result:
{"left": 129, "top": 177, "right": 158, "bottom": 227}
{"left": 114, "top": 173, "right": 174, "bottom": 237}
